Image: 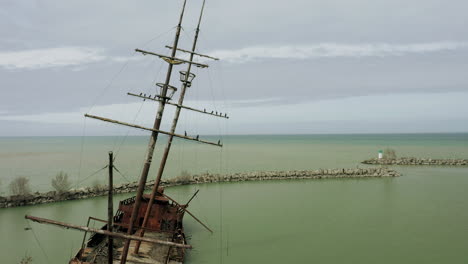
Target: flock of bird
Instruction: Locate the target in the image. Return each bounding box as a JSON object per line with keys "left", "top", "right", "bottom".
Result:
{"left": 138, "top": 93, "right": 228, "bottom": 117}
{"left": 136, "top": 92, "right": 223, "bottom": 145}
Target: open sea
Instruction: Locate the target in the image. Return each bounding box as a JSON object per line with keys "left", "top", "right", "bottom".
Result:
{"left": 1, "top": 133, "right": 467, "bottom": 263}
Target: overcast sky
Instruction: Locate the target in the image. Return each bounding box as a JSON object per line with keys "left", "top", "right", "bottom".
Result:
{"left": 1, "top": 0, "right": 468, "bottom": 136}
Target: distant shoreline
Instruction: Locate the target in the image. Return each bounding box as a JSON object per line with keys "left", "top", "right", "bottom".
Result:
{"left": 362, "top": 157, "right": 468, "bottom": 166}
{"left": 0, "top": 168, "right": 399, "bottom": 208}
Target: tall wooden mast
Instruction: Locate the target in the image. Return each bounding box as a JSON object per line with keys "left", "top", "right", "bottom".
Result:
{"left": 133, "top": 0, "right": 209, "bottom": 254}
{"left": 118, "top": 0, "right": 188, "bottom": 262}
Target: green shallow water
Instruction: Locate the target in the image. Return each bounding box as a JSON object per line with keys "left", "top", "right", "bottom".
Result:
{"left": 1, "top": 134, "right": 468, "bottom": 263}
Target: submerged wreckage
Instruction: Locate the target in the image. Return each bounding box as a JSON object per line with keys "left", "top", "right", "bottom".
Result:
{"left": 26, "top": 0, "right": 226, "bottom": 263}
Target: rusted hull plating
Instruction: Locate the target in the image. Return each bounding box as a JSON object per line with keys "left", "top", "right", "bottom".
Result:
{"left": 71, "top": 191, "right": 187, "bottom": 264}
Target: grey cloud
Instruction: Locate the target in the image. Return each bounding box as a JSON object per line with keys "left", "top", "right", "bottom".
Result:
{"left": 209, "top": 42, "right": 468, "bottom": 63}
{"left": 0, "top": 47, "right": 105, "bottom": 70}
{"left": 0, "top": 47, "right": 146, "bottom": 70}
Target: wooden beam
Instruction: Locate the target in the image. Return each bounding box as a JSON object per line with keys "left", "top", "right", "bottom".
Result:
{"left": 135, "top": 49, "right": 209, "bottom": 68}
{"left": 165, "top": 46, "right": 219, "bottom": 61}
{"left": 25, "top": 215, "right": 192, "bottom": 249}
{"left": 161, "top": 193, "right": 213, "bottom": 233}
{"left": 127, "top": 92, "right": 229, "bottom": 119}
{"left": 84, "top": 114, "right": 222, "bottom": 147}
{"left": 185, "top": 190, "right": 199, "bottom": 206}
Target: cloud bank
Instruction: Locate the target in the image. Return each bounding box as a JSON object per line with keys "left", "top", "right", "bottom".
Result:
{"left": 1, "top": 41, "right": 466, "bottom": 70}
{"left": 210, "top": 42, "right": 468, "bottom": 63}
{"left": 0, "top": 47, "right": 106, "bottom": 70}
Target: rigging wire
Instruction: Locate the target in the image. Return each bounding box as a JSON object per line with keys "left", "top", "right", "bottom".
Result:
{"left": 179, "top": 26, "right": 194, "bottom": 52}
{"left": 27, "top": 221, "right": 50, "bottom": 264}
{"left": 113, "top": 165, "right": 132, "bottom": 183}
{"left": 199, "top": 44, "right": 225, "bottom": 262}
{"left": 207, "top": 66, "right": 224, "bottom": 144}
{"left": 220, "top": 59, "right": 230, "bottom": 260}
{"left": 197, "top": 31, "right": 219, "bottom": 112}
{"left": 218, "top": 91, "right": 227, "bottom": 263}
{"left": 76, "top": 117, "right": 87, "bottom": 189}
{"left": 109, "top": 57, "right": 164, "bottom": 185}
{"left": 213, "top": 59, "right": 230, "bottom": 175}
{"left": 111, "top": 57, "right": 163, "bottom": 160}
{"left": 176, "top": 26, "right": 191, "bottom": 178}
{"left": 75, "top": 165, "right": 108, "bottom": 186}
{"left": 221, "top": 61, "right": 231, "bottom": 177}
{"left": 109, "top": 54, "right": 157, "bottom": 153}
{"left": 197, "top": 29, "right": 230, "bottom": 262}
{"left": 218, "top": 150, "right": 224, "bottom": 263}
{"left": 194, "top": 58, "right": 200, "bottom": 174}
{"left": 87, "top": 26, "right": 176, "bottom": 115}
{"left": 86, "top": 58, "right": 133, "bottom": 116}
{"left": 140, "top": 26, "right": 177, "bottom": 49}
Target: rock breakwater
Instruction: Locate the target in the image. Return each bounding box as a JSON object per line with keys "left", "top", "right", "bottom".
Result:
{"left": 362, "top": 158, "right": 468, "bottom": 166}
{"left": 0, "top": 168, "right": 399, "bottom": 208}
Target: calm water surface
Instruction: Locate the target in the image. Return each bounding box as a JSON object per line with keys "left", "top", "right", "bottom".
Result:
{"left": 0, "top": 134, "right": 467, "bottom": 263}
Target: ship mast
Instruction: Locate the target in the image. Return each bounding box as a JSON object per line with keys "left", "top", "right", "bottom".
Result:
{"left": 133, "top": 0, "right": 209, "bottom": 254}
{"left": 118, "top": 0, "right": 188, "bottom": 261}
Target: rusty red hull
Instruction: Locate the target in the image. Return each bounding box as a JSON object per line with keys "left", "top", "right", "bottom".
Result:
{"left": 71, "top": 189, "right": 187, "bottom": 264}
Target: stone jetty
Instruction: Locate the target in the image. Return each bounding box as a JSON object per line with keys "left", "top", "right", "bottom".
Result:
{"left": 362, "top": 157, "right": 468, "bottom": 166}
{"left": 0, "top": 168, "right": 400, "bottom": 208}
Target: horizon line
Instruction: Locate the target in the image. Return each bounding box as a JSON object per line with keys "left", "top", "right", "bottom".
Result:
{"left": 1, "top": 131, "right": 468, "bottom": 138}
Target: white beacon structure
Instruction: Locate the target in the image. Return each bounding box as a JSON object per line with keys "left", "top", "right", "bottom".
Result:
{"left": 378, "top": 150, "right": 383, "bottom": 159}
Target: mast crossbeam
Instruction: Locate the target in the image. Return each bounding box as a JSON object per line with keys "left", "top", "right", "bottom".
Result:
{"left": 165, "top": 45, "right": 219, "bottom": 61}
{"left": 25, "top": 215, "right": 192, "bottom": 249}
{"left": 127, "top": 92, "right": 229, "bottom": 119}
{"left": 84, "top": 114, "right": 222, "bottom": 147}
{"left": 135, "top": 49, "right": 209, "bottom": 68}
